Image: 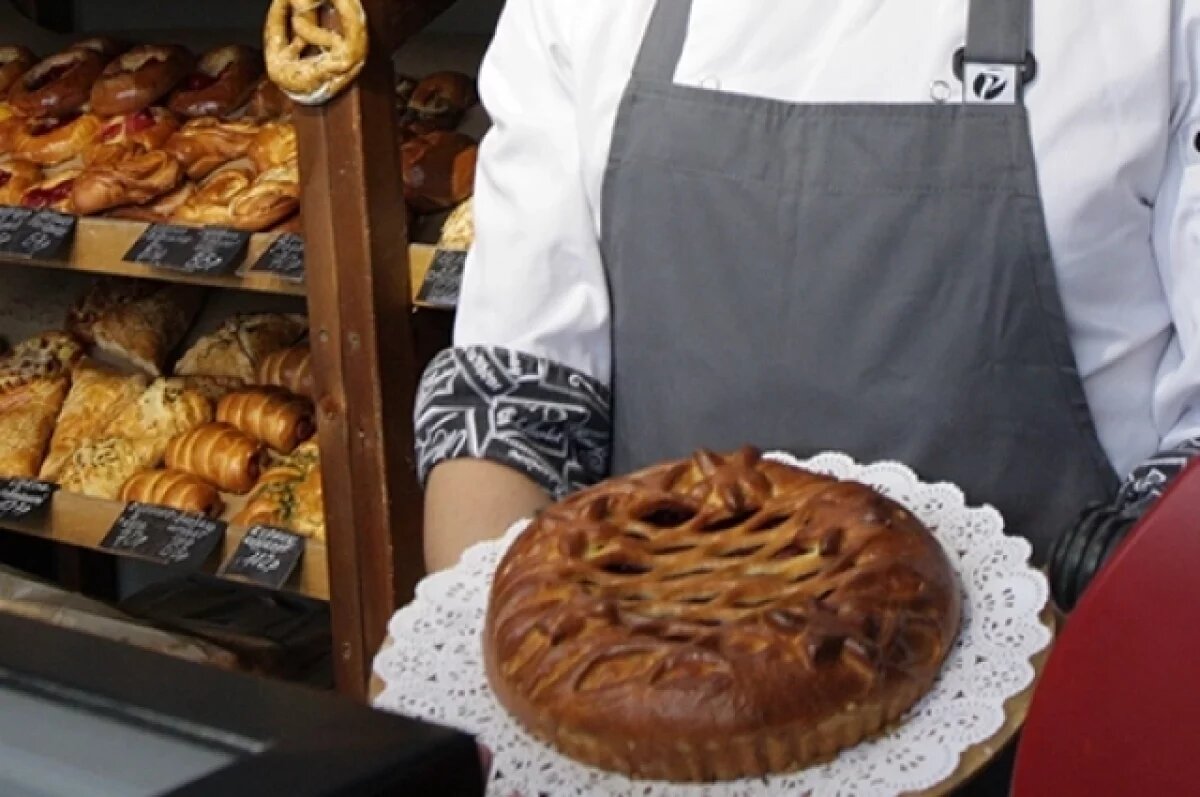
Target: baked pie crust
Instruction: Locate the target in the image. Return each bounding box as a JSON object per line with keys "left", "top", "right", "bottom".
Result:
{"left": 484, "top": 447, "right": 961, "bottom": 782}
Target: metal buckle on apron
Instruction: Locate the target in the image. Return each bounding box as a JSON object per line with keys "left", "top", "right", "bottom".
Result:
{"left": 952, "top": 47, "right": 1037, "bottom": 105}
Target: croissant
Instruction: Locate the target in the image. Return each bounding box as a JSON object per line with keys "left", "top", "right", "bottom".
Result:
{"left": 120, "top": 469, "right": 224, "bottom": 517}
{"left": 164, "top": 422, "right": 265, "bottom": 494}
{"left": 0, "top": 376, "right": 69, "bottom": 478}
{"left": 255, "top": 345, "right": 312, "bottom": 398}
{"left": 215, "top": 387, "right": 314, "bottom": 454}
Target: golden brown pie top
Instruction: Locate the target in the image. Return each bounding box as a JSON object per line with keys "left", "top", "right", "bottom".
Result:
{"left": 484, "top": 447, "right": 962, "bottom": 781}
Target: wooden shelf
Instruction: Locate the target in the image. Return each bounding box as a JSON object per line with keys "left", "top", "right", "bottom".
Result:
{"left": 1, "top": 491, "right": 330, "bottom": 601}
{"left": 0, "top": 217, "right": 448, "bottom": 307}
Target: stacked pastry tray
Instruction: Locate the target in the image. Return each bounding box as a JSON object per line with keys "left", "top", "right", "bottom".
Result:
{"left": 0, "top": 270, "right": 328, "bottom": 600}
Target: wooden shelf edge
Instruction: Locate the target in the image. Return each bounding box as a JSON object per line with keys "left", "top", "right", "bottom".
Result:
{"left": 1, "top": 490, "right": 330, "bottom": 602}
{"left": 0, "top": 216, "right": 444, "bottom": 308}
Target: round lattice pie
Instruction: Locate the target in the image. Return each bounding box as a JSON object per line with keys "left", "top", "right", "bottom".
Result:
{"left": 483, "top": 447, "right": 961, "bottom": 782}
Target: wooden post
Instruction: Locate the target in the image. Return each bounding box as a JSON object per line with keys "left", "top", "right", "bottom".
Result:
{"left": 295, "top": 0, "right": 426, "bottom": 699}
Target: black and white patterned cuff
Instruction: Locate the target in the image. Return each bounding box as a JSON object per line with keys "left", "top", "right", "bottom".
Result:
{"left": 414, "top": 346, "right": 612, "bottom": 497}
{"left": 1117, "top": 437, "right": 1200, "bottom": 511}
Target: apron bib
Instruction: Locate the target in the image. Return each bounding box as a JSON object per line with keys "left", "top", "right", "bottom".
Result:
{"left": 599, "top": 0, "right": 1118, "bottom": 562}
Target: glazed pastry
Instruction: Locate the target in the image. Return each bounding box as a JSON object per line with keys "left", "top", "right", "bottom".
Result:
{"left": 239, "top": 76, "right": 290, "bottom": 121}
{"left": 14, "top": 113, "right": 102, "bottom": 166}
{"left": 400, "top": 130, "right": 477, "bottom": 213}
{"left": 228, "top": 164, "right": 300, "bottom": 231}
{"left": 20, "top": 168, "right": 80, "bottom": 212}
{"left": 216, "top": 387, "right": 314, "bottom": 453}
{"left": 289, "top": 460, "right": 325, "bottom": 539}
{"left": 170, "top": 161, "right": 256, "bottom": 226}
{"left": 39, "top": 360, "right": 148, "bottom": 482}
{"left": 69, "top": 37, "right": 128, "bottom": 61}
{"left": 255, "top": 344, "right": 312, "bottom": 398}
{"left": 405, "top": 71, "right": 477, "bottom": 130}
{"left": 0, "top": 331, "right": 84, "bottom": 393}
{"left": 67, "top": 278, "right": 206, "bottom": 376}
{"left": 0, "top": 105, "right": 21, "bottom": 154}
{"left": 437, "top": 197, "right": 474, "bottom": 250}
{"left": 0, "top": 376, "right": 69, "bottom": 478}
{"left": 107, "top": 182, "right": 194, "bottom": 223}
{"left": 163, "top": 117, "right": 259, "bottom": 180}
{"left": 89, "top": 44, "right": 193, "bottom": 116}
{"left": 484, "top": 448, "right": 962, "bottom": 782}
{"left": 0, "top": 46, "right": 37, "bottom": 98}
{"left": 169, "top": 45, "right": 262, "bottom": 119}
{"left": 86, "top": 107, "right": 180, "bottom": 166}
{"left": 264, "top": 0, "right": 368, "bottom": 104}
{"left": 9, "top": 48, "right": 105, "bottom": 118}
{"left": 120, "top": 469, "right": 224, "bottom": 517}
{"left": 247, "top": 121, "right": 296, "bottom": 172}
{"left": 175, "top": 314, "right": 308, "bottom": 382}
{"left": 0, "top": 159, "right": 41, "bottom": 206}
{"left": 73, "top": 149, "right": 183, "bottom": 215}
{"left": 164, "top": 422, "right": 266, "bottom": 494}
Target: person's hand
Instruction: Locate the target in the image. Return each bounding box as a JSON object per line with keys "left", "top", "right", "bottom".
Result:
{"left": 1049, "top": 439, "right": 1200, "bottom": 611}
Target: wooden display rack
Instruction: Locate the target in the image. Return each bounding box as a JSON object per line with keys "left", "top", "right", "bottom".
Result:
{"left": 0, "top": 0, "right": 464, "bottom": 699}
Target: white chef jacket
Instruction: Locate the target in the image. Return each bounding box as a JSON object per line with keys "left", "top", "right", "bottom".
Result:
{"left": 449, "top": 0, "right": 1200, "bottom": 481}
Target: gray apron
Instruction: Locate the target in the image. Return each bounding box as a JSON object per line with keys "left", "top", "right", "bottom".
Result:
{"left": 599, "top": 0, "right": 1119, "bottom": 562}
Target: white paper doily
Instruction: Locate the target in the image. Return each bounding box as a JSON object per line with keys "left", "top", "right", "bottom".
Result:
{"left": 372, "top": 451, "right": 1051, "bottom": 796}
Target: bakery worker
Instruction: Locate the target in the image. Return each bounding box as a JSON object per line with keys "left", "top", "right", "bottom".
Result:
{"left": 416, "top": 0, "right": 1200, "bottom": 607}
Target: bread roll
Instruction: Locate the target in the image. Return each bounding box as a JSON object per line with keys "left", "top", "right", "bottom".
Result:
{"left": 164, "top": 422, "right": 265, "bottom": 494}
{"left": 120, "top": 469, "right": 224, "bottom": 517}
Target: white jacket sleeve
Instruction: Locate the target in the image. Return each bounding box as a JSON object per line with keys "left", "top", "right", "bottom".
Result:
{"left": 454, "top": 0, "right": 611, "bottom": 382}
{"left": 413, "top": 0, "right": 612, "bottom": 495}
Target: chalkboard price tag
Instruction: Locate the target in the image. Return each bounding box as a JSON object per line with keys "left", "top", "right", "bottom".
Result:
{"left": 245, "top": 232, "right": 304, "bottom": 283}
{"left": 0, "top": 478, "right": 56, "bottom": 521}
{"left": 101, "top": 503, "right": 226, "bottom": 569}
{"left": 416, "top": 249, "right": 466, "bottom": 309}
{"left": 218, "top": 525, "right": 305, "bottom": 589}
{"left": 0, "top": 209, "right": 75, "bottom": 261}
{"left": 124, "top": 224, "right": 250, "bottom": 275}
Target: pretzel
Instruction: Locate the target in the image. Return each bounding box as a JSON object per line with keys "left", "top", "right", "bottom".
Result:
{"left": 263, "top": 0, "right": 369, "bottom": 105}
{"left": 485, "top": 447, "right": 961, "bottom": 782}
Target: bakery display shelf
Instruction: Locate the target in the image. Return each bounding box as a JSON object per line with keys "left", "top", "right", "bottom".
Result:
{"left": 0, "top": 216, "right": 303, "bottom": 297}
{"left": 0, "top": 490, "right": 330, "bottom": 601}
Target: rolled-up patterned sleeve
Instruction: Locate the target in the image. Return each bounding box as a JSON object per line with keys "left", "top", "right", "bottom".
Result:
{"left": 414, "top": 0, "right": 612, "bottom": 492}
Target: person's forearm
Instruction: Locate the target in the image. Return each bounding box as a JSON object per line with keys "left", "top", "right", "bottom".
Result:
{"left": 423, "top": 458, "right": 552, "bottom": 572}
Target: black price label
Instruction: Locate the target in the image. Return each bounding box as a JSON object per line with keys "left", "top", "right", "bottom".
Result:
{"left": 416, "top": 249, "right": 466, "bottom": 309}
{"left": 0, "top": 208, "right": 75, "bottom": 261}
{"left": 124, "top": 224, "right": 250, "bottom": 275}
{"left": 218, "top": 525, "right": 305, "bottom": 589}
{"left": 0, "top": 478, "right": 56, "bottom": 521}
{"left": 246, "top": 232, "right": 304, "bottom": 283}
{"left": 101, "top": 503, "right": 226, "bottom": 568}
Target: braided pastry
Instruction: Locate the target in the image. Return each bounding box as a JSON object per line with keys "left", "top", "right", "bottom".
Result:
{"left": 485, "top": 447, "right": 961, "bottom": 782}
{"left": 72, "top": 149, "right": 183, "bottom": 216}
{"left": 163, "top": 117, "right": 259, "bottom": 180}
{"left": 247, "top": 121, "right": 296, "bottom": 172}
{"left": 228, "top": 164, "right": 299, "bottom": 231}
{"left": 87, "top": 107, "right": 180, "bottom": 166}
{"left": 14, "top": 113, "right": 102, "bottom": 166}
{"left": 263, "top": 0, "right": 368, "bottom": 105}
{"left": 20, "top": 168, "right": 80, "bottom": 212}
{"left": 164, "top": 422, "right": 266, "bottom": 495}
{"left": 216, "top": 387, "right": 314, "bottom": 454}
{"left": 255, "top": 344, "right": 312, "bottom": 398}
{"left": 120, "top": 469, "right": 224, "bottom": 517}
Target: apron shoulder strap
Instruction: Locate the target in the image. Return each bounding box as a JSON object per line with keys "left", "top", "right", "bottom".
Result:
{"left": 631, "top": 0, "right": 695, "bottom": 81}
{"left": 965, "top": 0, "right": 1032, "bottom": 66}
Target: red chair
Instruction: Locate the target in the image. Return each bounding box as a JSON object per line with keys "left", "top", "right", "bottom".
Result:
{"left": 1012, "top": 460, "right": 1200, "bottom": 795}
